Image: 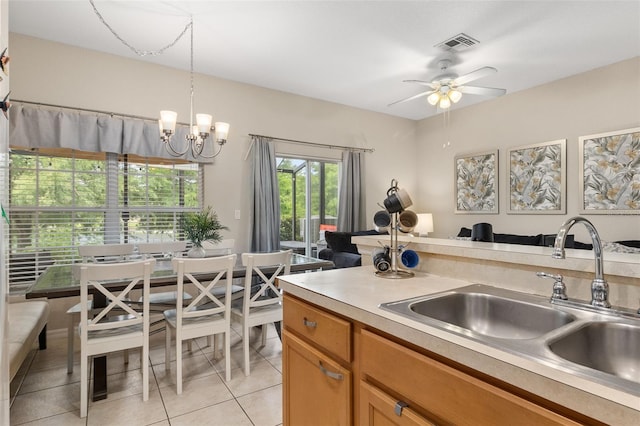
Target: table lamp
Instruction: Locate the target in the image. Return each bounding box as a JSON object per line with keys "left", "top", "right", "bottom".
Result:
{"left": 413, "top": 213, "right": 434, "bottom": 237}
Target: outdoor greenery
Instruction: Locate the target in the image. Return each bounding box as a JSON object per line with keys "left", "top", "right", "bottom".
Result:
{"left": 182, "top": 206, "right": 228, "bottom": 247}
{"left": 8, "top": 150, "right": 200, "bottom": 265}
{"left": 277, "top": 158, "right": 339, "bottom": 242}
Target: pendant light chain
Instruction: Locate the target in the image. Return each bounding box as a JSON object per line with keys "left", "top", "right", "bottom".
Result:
{"left": 89, "top": 0, "right": 192, "bottom": 57}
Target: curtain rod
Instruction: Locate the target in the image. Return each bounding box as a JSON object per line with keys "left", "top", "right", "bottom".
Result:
{"left": 249, "top": 133, "right": 374, "bottom": 153}
{"left": 13, "top": 100, "right": 193, "bottom": 127}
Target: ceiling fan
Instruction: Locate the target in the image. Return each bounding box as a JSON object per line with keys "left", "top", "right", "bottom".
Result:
{"left": 389, "top": 59, "right": 506, "bottom": 109}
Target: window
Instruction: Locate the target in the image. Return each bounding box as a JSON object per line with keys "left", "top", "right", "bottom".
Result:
{"left": 277, "top": 157, "right": 339, "bottom": 256}
{"left": 7, "top": 148, "right": 202, "bottom": 293}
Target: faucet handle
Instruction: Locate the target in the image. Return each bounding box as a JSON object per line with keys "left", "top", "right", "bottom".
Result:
{"left": 536, "top": 271, "right": 568, "bottom": 301}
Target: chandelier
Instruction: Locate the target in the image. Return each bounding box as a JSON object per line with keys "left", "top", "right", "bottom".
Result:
{"left": 158, "top": 19, "right": 230, "bottom": 158}
{"left": 89, "top": 1, "right": 229, "bottom": 159}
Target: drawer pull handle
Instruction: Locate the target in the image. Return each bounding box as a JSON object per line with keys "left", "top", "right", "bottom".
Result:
{"left": 319, "top": 361, "right": 343, "bottom": 381}
{"left": 394, "top": 401, "right": 409, "bottom": 416}
{"left": 303, "top": 317, "right": 317, "bottom": 328}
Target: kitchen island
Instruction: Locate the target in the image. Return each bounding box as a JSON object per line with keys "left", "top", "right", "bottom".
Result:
{"left": 279, "top": 264, "right": 639, "bottom": 425}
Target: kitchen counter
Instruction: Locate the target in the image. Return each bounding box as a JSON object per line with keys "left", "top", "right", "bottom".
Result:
{"left": 279, "top": 266, "right": 640, "bottom": 425}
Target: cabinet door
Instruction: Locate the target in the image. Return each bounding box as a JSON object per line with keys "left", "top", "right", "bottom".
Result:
{"left": 283, "top": 330, "right": 352, "bottom": 426}
{"left": 360, "top": 381, "right": 436, "bottom": 426}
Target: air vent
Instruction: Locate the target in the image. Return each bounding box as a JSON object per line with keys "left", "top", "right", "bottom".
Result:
{"left": 435, "top": 33, "right": 479, "bottom": 51}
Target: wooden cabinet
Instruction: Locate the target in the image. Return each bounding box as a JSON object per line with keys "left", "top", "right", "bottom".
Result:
{"left": 360, "top": 329, "right": 582, "bottom": 426}
{"left": 283, "top": 294, "right": 594, "bottom": 426}
{"left": 283, "top": 294, "right": 353, "bottom": 425}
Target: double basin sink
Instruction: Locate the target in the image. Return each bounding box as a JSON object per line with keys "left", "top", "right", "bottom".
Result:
{"left": 380, "top": 284, "right": 640, "bottom": 395}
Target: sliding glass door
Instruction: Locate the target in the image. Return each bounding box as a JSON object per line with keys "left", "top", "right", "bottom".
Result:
{"left": 277, "top": 157, "right": 339, "bottom": 257}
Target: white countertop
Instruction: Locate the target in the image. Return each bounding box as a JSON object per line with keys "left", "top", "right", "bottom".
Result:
{"left": 279, "top": 266, "right": 640, "bottom": 425}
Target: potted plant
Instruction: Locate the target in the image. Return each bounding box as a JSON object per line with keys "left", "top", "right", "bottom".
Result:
{"left": 182, "top": 206, "right": 229, "bottom": 257}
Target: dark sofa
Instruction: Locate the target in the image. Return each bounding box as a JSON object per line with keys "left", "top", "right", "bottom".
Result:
{"left": 318, "top": 230, "right": 387, "bottom": 268}
{"left": 457, "top": 227, "right": 639, "bottom": 251}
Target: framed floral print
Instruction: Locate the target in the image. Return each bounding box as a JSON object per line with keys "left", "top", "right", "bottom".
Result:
{"left": 454, "top": 150, "right": 498, "bottom": 214}
{"left": 579, "top": 127, "right": 640, "bottom": 214}
{"left": 507, "top": 139, "right": 566, "bottom": 214}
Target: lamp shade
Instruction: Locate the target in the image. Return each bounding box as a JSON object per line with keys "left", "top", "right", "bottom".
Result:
{"left": 214, "top": 122, "right": 230, "bottom": 143}
{"left": 160, "top": 110, "right": 177, "bottom": 133}
{"left": 196, "top": 113, "right": 213, "bottom": 134}
{"left": 427, "top": 92, "right": 440, "bottom": 106}
{"left": 413, "top": 213, "right": 434, "bottom": 236}
{"left": 439, "top": 96, "right": 451, "bottom": 109}
{"left": 449, "top": 89, "right": 462, "bottom": 103}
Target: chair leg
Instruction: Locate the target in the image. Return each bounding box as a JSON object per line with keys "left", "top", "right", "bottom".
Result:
{"left": 213, "top": 334, "right": 219, "bottom": 358}
{"left": 261, "top": 324, "right": 267, "bottom": 346}
{"left": 224, "top": 330, "right": 231, "bottom": 382}
{"left": 67, "top": 314, "right": 75, "bottom": 374}
{"left": 165, "top": 325, "right": 171, "bottom": 372}
{"left": 176, "top": 337, "right": 183, "bottom": 395}
{"left": 124, "top": 349, "right": 129, "bottom": 365}
{"left": 142, "top": 341, "right": 149, "bottom": 402}
{"left": 80, "top": 352, "right": 88, "bottom": 418}
{"left": 243, "top": 322, "right": 250, "bottom": 376}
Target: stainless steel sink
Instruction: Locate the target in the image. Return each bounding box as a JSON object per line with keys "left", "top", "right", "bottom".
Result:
{"left": 408, "top": 291, "right": 574, "bottom": 339}
{"left": 380, "top": 284, "right": 640, "bottom": 395}
{"left": 548, "top": 322, "right": 640, "bottom": 383}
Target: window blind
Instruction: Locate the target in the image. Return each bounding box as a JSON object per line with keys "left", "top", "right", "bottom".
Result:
{"left": 7, "top": 147, "right": 202, "bottom": 293}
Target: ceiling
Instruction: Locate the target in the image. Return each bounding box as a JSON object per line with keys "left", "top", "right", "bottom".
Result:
{"left": 8, "top": 1, "right": 640, "bottom": 121}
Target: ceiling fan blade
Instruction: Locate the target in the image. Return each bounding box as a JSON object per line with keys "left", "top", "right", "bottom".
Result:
{"left": 458, "top": 85, "right": 506, "bottom": 97}
{"left": 388, "top": 90, "right": 435, "bottom": 107}
{"left": 403, "top": 79, "right": 438, "bottom": 89}
{"left": 453, "top": 66, "right": 497, "bottom": 86}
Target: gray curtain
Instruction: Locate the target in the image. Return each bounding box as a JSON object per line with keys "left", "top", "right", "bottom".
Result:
{"left": 338, "top": 150, "right": 366, "bottom": 232}
{"left": 9, "top": 103, "right": 211, "bottom": 163}
{"left": 250, "top": 136, "right": 281, "bottom": 252}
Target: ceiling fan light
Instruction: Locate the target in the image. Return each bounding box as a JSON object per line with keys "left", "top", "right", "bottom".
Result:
{"left": 439, "top": 96, "right": 451, "bottom": 109}
{"left": 449, "top": 89, "right": 462, "bottom": 103}
{"left": 427, "top": 92, "right": 440, "bottom": 106}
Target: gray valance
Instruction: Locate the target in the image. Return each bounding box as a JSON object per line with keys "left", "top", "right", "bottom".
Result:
{"left": 9, "top": 103, "right": 212, "bottom": 163}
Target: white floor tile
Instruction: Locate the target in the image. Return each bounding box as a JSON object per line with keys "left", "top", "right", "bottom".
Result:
{"left": 10, "top": 330, "right": 285, "bottom": 425}
{"left": 169, "top": 399, "right": 253, "bottom": 426}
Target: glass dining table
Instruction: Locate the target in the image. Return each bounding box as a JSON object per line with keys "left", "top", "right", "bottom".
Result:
{"left": 26, "top": 253, "right": 334, "bottom": 401}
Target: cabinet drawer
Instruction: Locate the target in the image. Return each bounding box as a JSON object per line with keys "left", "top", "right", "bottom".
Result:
{"left": 360, "top": 381, "right": 436, "bottom": 426}
{"left": 360, "top": 329, "right": 580, "bottom": 426}
{"left": 284, "top": 294, "right": 351, "bottom": 363}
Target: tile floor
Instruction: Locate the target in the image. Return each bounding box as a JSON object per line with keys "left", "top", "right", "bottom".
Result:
{"left": 10, "top": 322, "right": 283, "bottom": 425}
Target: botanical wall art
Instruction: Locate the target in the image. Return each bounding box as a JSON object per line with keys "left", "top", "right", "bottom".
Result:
{"left": 454, "top": 150, "right": 498, "bottom": 214}
{"left": 579, "top": 127, "right": 640, "bottom": 214}
{"left": 507, "top": 139, "right": 566, "bottom": 214}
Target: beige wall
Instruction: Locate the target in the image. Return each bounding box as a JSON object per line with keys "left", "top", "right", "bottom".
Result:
{"left": 9, "top": 33, "right": 419, "bottom": 252}
{"left": 416, "top": 57, "right": 640, "bottom": 242}
{"left": 8, "top": 34, "right": 640, "bottom": 247}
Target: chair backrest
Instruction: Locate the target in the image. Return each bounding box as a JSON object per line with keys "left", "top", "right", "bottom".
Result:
{"left": 201, "top": 239, "right": 235, "bottom": 256}
{"left": 78, "top": 243, "right": 135, "bottom": 263}
{"left": 171, "top": 254, "right": 237, "bottom": 326}
{"left": 79, "top": 259, "right": 155, "bottom": 337}
{"left": 241, "top": 250, "right": 292, "bottom": 311}
{"left": 137, "top": 241, "right": 187, "bottom": 259}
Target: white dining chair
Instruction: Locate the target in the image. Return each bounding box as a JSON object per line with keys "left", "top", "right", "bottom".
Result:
{"left": 231, "top": 250, "right": 292, "bottom": 376}
{"left": 79, "top": 258, "right": 154, "bottom": 418}
{"left": 164, "top": 254, "right": 237, "bottom": 393}
{"left": 137, "top": 240, "right": 188, "bottom": 306}
{"left": 66, "top": 243, "right": 135, "bottom": 374}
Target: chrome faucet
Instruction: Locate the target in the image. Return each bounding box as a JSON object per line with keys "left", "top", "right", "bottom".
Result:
{"left": 552, "top": 216, "right": 610, "bottom": 308}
